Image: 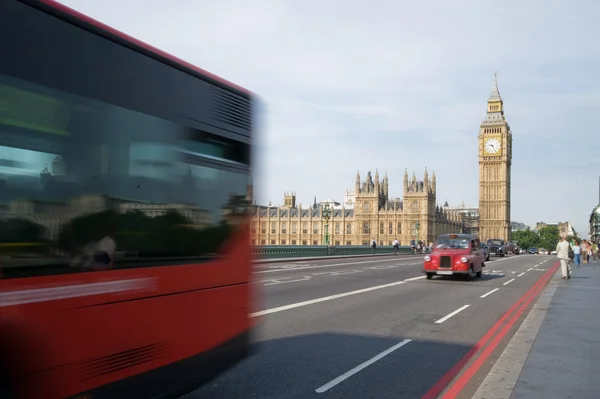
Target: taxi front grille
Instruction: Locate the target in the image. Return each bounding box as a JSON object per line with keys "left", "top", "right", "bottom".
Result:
{"left": 440, "top": 256, "right": 452, "bottom": 268}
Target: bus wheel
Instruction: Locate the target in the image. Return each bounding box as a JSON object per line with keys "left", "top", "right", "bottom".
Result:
{"left": 426, "top": 273, "right": 434, "bottom": 280}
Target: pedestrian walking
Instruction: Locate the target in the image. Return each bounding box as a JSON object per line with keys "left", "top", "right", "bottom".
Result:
{"left": 392, "top": 239, "right": 399, "bottom": 255}
{"left": 572, "top": 240, "right": 581, "bottom": 267}
{"left": 556, "top": 234, "right": 571, "bottom": 279}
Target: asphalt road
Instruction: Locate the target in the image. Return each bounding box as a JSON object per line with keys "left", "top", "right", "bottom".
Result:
{"left": 186, "top": 253, "right": 559, "bottom": 399}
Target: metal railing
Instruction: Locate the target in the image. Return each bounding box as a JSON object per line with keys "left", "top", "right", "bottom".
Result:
{"left": 251, "top": 245, "right": 415, "bottom": 259}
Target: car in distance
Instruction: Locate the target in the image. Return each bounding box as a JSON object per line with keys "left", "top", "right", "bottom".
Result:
{"left": 423, "top": 234, "right": 485, "bottom": 280}
{"left": 486, "top": 239, "right": 506, "bottom": 257}
{"left": 505, "top": 241, "right": 520, "bottom": 254}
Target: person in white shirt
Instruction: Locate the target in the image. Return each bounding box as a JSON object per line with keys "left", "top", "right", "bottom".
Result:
{"left": 555, "top": 233, "right": 571, "bottom": 279}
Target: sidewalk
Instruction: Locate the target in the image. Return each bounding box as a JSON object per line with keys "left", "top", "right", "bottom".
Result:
{"left": 474, "top": 260, "right": 600, "bottom": 399}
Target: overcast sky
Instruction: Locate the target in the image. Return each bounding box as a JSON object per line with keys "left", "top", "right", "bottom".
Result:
{"left": 60, "top": 0, "right": 600, "bottom": 236}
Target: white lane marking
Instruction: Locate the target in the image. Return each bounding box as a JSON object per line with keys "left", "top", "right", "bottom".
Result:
{"left": 313, "top": 270, "right": 362, "bottom": 276}
{"left": 435, "top": 304, "right": 471, "bottom": 324}
{"left": 527, "top": 268, "right": 533, "bottom": 271}
{"left": 255, "top": 258, "right": 420, "bottom": 274}
{"left": 365, "top": 265, "right": 399, "bottom": 270}
{"left": 532, "top": 268, "right": 547, "bottom": 271}
{"left": 0, "top": 278, "right": 156, "bottom": 307}
{"left": 315, "top": 339, "right": 412, "bottom": 393}
{"left": 517, "top": 272, "right": 525, "bottom": 277}
{"left": 503, "top": 278, "right": 515, "bottom": 285}
{"left": 404, "top": 276, "right": 427, "bottom": 282}
{"left": 488, "top": 257, "right": 513, "bottom": 263}
{"left": 263, "top": 276, "right": 311, "bottom": 286}
{"left": 480, "top": 288, "right": 500, "bottom": 298}
{"left": 511, "top": 271, "right": 517, "bottom": 274}
{"left": 251, "top": 280, "right": 406, "bottom": 317}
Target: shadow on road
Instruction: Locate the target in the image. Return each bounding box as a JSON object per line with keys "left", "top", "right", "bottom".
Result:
{"left": 186, "top": 332, "right": 472, "bottom": 399}
{"left": 430, "top": 273, "right": 505, "bottom": 282}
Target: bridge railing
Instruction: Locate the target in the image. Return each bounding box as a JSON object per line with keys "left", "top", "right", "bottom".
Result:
{"left": 251, "top": 245, "right": 415, "bottom": 259}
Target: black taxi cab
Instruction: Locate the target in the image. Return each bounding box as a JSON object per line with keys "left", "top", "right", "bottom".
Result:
{"left": 423, "top": 234, "right": 485, "bottom": 280}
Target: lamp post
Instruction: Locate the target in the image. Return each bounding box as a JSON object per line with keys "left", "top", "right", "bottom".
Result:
{"left": 415, "top": 220, "right": 420, "bottom": 244}
{"left": 322, "top": 203, "right": 332, "bottom": 246}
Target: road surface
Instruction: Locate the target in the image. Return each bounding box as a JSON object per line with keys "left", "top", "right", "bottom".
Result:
{"left": 186, "top": 253, "right": 558, "bottom": 399}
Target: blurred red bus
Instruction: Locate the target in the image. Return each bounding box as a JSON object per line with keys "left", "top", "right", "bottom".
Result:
{"left": 0, "top": 0, "right": 256, "bottom": 397}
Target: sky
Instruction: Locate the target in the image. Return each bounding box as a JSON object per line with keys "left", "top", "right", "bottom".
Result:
{"left": 59, "top": 0, "right": 600, "bottom": 236}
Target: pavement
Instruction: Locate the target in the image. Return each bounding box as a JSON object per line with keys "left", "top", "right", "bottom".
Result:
{"left": 473, "top": 258, "right": 600, "bottom": 399}
{"left": 183, "top": 253, "right": 560, "bottom": 399}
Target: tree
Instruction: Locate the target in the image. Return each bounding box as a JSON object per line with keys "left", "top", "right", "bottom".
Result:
{"left": 538, "top": 225, "right": 559, "bottom": 251}
{"left": 512, "top": 228, "right": 540, "bottom": 250}
{"left": 0, "top": 218, "right": 46, "bottom": 243}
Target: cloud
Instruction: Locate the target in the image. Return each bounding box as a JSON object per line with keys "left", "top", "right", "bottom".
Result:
{"left": 60, "top": 0, "right": 600, "bottom": 235}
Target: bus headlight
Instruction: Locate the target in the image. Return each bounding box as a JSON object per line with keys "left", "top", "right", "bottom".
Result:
{"left": 424, "top": 255, "right": 431, "bottom": 262}
{"left": 460, "top": 257, "right": 468, "bottom": 263}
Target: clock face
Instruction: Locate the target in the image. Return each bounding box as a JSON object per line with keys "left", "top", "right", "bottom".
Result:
{"left": 363, "top": 202, "right": 370, "bottom": 212}
{"left": 484, "top": 138, "right": 501, "bottom": 154}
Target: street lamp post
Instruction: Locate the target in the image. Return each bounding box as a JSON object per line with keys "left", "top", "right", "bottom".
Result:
{"left": 415, "top": 220, "right": 420, "bottom": 244}
{"left": 322, "top": 203, "right": 332, "bottom": 246}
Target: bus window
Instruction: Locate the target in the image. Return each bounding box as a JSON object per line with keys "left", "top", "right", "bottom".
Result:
{"left": 0, "top": 73, "right": 251, "bottom": 278}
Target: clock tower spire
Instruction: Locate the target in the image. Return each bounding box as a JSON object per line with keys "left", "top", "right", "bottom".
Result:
{"left": 478, "top": 73, "right": 513, "bottom": 242}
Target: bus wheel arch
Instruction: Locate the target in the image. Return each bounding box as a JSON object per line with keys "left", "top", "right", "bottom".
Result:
{"left": 0, "top": 319, "right": 57, "bottom": 397}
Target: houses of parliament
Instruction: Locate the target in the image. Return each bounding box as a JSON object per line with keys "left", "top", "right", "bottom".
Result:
{"left": 250, "top": 169, "right": 467, "bottom": 247}
{"left": 250, "top": 73, "right": 512, "bottom": 246}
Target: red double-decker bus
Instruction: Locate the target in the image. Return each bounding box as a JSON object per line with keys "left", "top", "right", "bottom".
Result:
{"left": 0, "top": 0, "right": 256, "bottom": 397}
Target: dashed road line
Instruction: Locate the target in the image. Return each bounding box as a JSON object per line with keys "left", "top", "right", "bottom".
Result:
{"left": 517, "top": 272, "right": 525, "bottom": 277}
{"left": 480, "top": 288, "right": 500, "bottom": 298}
{"left": 315, "top": 339, "right": 412, "bottom": 393}
{"left": 503, "top": 278, "right": 515, "bottom": 286}
{"left": 435, "top": 304, "right": 471, "bottom": 324}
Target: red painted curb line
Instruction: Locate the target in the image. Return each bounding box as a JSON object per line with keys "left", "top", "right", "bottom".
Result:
{"left": 422, "top": 261, "right": 560, "bottom": 399}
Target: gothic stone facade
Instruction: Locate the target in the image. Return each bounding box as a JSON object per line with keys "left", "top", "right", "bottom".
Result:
{"left": 250, "top": 169, "right": 463, "bottom": 246}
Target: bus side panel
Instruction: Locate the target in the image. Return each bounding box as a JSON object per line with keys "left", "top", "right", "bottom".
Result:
{"left": 4, "top": 230, "right": 253, "bottom": 398}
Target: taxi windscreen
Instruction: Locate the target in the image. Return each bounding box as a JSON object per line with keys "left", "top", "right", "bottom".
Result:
{"left": 435, "top": 237, "right": 469, "bottom": 249}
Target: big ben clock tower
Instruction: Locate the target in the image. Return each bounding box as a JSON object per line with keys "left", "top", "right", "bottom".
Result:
{"left": 478, "top": 73, "right": 512, "bottom": 242}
